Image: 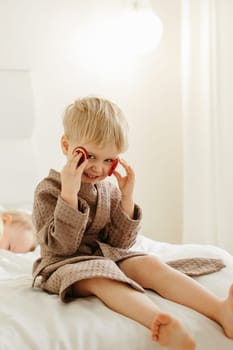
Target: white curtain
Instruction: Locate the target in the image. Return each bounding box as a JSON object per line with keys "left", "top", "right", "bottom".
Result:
{"left": 181, "top": 0, "right": 233, "bottom": 254}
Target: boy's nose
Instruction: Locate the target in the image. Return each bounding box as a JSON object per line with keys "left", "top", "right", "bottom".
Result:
{"left": 92, "top": 162, "right": 102, "bottom": 172}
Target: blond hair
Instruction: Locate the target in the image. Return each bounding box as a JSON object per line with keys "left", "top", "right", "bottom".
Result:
{"left": 63, "top": 97, "right": 129, "bottom": 153}
{"left": 3, "top": 210, "right": 37, "bottom": 251}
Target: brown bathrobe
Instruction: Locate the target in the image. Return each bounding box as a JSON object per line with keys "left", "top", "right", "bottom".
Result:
{"left": 32, "top": 169, "right": 147, "bottom": 301}
{"left": 32, "top": 169, "right": 225, "bottom": 301}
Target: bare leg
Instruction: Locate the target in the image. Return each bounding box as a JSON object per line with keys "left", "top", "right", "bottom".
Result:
{"left": 219, "top": 284, "right": 233, "bottom": 338}
{"left": 72, "top": 277, "right": 195, "bottom": 350}
{"left": 119, "top": 255, "right": 233, "bottom": 338}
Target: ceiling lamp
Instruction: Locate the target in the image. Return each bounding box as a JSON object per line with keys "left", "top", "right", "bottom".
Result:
{"left": 118, "top": 1, "right": 163, "bottom": 55}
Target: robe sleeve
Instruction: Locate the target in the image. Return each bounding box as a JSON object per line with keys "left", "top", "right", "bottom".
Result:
{"left": 33, "top": 177, "right": 89, "bottom": 256}
{"left": 104, "top": 183, "right": 142, "bottom": 249}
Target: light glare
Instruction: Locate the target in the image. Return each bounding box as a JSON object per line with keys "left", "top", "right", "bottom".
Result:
{"left": 118, "top": 8, "right": 163, "bottom": 55}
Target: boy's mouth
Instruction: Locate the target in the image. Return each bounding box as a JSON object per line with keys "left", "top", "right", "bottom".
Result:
{"left": 83, "top": 172, "right": 100, "bottom": 180}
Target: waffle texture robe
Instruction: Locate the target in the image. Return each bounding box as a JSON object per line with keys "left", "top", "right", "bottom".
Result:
{"left": 32, "top": 169, "right": 225, "bottom": 301}
{"left": 32, "top": 169, "right": 145, "bottom": 301}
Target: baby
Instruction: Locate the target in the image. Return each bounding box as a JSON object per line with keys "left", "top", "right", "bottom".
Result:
{"left": 0, "top": 210, "right": 36, "bottom": 253}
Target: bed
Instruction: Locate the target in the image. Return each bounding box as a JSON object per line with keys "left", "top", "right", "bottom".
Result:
{"left": 1, "top": 234, "right": 233, "bottom": 350}
{"left": 1, "top": 70, "right": 233, "bottom": 349}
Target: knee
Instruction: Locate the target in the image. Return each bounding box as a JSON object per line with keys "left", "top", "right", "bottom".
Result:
{"left": 120, "top": 255, "right": 164, "bottom": 273}
{"left": 139, "top": 255, "right": 164, "bottom": 270}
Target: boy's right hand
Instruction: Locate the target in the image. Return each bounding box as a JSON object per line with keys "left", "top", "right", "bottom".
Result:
{"left": 60, "top": 152, "right": 88, "bottom": 208}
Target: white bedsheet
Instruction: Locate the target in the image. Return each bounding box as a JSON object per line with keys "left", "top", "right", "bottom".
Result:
{"left": 0, "top": 235, "right": 233, "bottom": 350}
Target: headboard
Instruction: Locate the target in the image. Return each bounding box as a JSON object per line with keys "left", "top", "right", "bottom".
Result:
{"left": 0, "top": 70, "right": 37, "bottom": 210}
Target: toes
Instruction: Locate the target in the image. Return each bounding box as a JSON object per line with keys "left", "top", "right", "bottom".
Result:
{"left": 156, "top": 313, "right": 172, "bottom": 325}
{"left": 151, "top": 313, "right": 172, "bottom": 342}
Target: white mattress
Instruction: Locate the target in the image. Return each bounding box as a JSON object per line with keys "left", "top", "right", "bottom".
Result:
{"left": 0, "top": 235, "right": 233, "bottom": 350}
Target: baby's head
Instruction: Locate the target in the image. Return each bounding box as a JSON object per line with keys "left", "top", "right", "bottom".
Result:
{"left": 0, "top": 210, "right": 36, "bottom": 253}
{"left": 62, "top": 96, "right": 129, "bottom": 153}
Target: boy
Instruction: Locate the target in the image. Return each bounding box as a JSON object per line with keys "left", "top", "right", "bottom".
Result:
{"left": 32, "top": 96, "right": 233, "bottom": 350}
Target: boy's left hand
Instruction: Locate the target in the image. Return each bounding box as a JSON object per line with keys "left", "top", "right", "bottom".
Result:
{"left": 113, "top": 159, "right": 135, "bottom": 218}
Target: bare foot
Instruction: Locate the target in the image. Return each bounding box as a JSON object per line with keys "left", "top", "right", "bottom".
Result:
{"left": 151, "top": 313, "right": 196, "bottom": 350}
{"left": 219, "top": 284, "right": 233, "bottom": 338}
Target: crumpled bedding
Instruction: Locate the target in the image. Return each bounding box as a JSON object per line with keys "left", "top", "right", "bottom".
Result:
{"left": 0, "top": 235, "right": 233, "bottom": 350}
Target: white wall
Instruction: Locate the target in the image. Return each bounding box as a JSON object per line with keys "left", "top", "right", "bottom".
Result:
{"left": 0, "top": 0, "right": 182, "bottom": 243}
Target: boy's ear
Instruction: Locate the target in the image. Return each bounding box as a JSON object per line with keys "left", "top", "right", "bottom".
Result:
{"left": 61, "top": 135, "right": 69, "bottom": 155}
{"left": 2, "top": 214, "right": 13, "bottom": 225}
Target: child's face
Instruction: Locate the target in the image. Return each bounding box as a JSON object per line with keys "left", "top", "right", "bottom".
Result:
{"left": 69, "top": 141, "right": 120, "bottom": 184}
{"left": 0, "top": 218, "right": 34, "bottom": 253}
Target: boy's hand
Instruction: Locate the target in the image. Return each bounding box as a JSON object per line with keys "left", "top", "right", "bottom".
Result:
{"left": 61, "top": 152, "right": 88, "bottom": 208}
{"left": 113, "top": 158, "right": 135, "bottom": 218}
